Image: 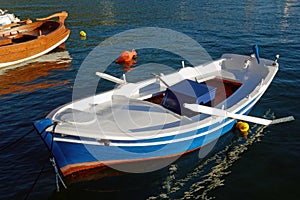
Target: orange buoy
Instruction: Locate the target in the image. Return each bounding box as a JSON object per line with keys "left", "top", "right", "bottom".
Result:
{"left": 116, "top": 49, "right": 137, "bottom": 64}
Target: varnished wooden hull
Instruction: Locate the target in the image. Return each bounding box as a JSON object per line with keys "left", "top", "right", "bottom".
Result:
{"left": 0, "top": 13, "right": 70, "bottom": 68}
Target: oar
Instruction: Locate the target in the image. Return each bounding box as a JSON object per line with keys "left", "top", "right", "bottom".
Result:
{"left": 183, "top": 103, "right": 294, "bottom": 126}
{"left": 0, "top": 20, "right": 27, "bottom": 30}
{"left": 96, "top": 72, "right": 127, "bottom": 85}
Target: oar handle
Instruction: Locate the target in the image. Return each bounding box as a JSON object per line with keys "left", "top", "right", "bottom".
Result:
{"left": 96, "top": 72, "right": 126, "bottom": 85}
{"left": 0, "top": 20, "right": 27, "bottom": 30}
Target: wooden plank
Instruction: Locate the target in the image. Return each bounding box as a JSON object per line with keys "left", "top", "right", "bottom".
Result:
{"left": 0, "top": 37, "right": 12, "bottom": 46}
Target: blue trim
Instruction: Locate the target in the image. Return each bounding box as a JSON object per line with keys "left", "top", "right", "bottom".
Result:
{"left": 33, "top": 118, "right": 53, "bottom": 134}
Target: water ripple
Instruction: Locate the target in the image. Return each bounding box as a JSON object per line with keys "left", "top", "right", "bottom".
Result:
{"left": 147, "top": 111, "right": 274, "bottom": 199}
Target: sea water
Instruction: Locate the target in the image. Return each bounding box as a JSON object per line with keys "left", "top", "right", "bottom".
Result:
{"left": 0, "top": 0, "right": 299, "bottom": 199}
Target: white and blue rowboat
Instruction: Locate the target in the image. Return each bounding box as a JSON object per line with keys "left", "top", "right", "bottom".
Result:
{"left": 34, "top": 47, "right": 291, "bottom": 182}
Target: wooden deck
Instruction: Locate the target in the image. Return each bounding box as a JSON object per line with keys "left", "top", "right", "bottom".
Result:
{"left": 205, "top": 78, "right": 242, "bottom": 106}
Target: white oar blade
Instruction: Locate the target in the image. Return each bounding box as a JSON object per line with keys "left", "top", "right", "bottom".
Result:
{"left": 271, "top": 116, "right": 295, "bottom": 124}
{"left": 227, "top": 112, "right": 271, "bottom": 126}
{"left": 184, "top": 103, "right": 272, "bottom": 126}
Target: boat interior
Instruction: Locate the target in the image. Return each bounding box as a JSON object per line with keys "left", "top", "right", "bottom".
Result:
{"left": 145, "top": 77, "right": 242, "bottom": 113}
{"left": 49, "top": 75, "right": 245, "bottom": 140}
{"left": 0, "top": 21, "right": 60, "bottom": 46}
{"left": 47, "top": 54, "right": 278, "bottom": 140}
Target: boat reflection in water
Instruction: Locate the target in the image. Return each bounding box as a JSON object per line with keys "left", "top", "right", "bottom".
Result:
{"left": 0, "top": 49, "right": 72, "bottom": 96}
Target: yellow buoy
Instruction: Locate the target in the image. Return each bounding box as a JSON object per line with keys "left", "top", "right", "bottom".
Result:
{"left": 236, "top": 121, "right": 249, "bottom": 133}
{"left": 80, "top": 31, "right": 86, "bottom": 37}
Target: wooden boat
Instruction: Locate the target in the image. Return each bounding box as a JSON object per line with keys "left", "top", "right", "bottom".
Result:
{"left": 34, "top": 46, "right": 293, "bottom": 183}
{"left": 0, "top": 11, "right": 70, "bottom": 68}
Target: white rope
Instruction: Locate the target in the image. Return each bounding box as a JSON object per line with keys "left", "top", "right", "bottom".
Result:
{"left": 50, "top": 157, "right": 67, "bottom": 191}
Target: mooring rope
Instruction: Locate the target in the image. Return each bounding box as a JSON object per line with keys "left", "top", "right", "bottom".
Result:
{"left": 0, "top": 121, "right": 68, "bottom": 199}
{"left": 48, "top": 121, "right": 67, "bottom": 192}
{"left": 50, "top": 122, "right": 58, "bottom": 151}
{"left": 0, "top": 127, "right": 35, "bottom": 152}
{"left": 23, "top": 157, "right": 48, "bottom": 200}
{"left": 50, "top": 157, "right": 67, "bottom": 192}
{"left": 24, "top": 121, "right": 67, "bottom": 199}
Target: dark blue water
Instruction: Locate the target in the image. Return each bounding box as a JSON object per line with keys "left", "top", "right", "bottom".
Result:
{"left": 0, "top": 0, "right": 299, "bottom": 199}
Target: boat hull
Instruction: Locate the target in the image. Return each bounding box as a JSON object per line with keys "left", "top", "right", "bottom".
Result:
{"left": 0, "top": 13, "right": 70, "bottom": 68}
{"left": 34, "top": 98, "right": 256, "bottom": 182}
